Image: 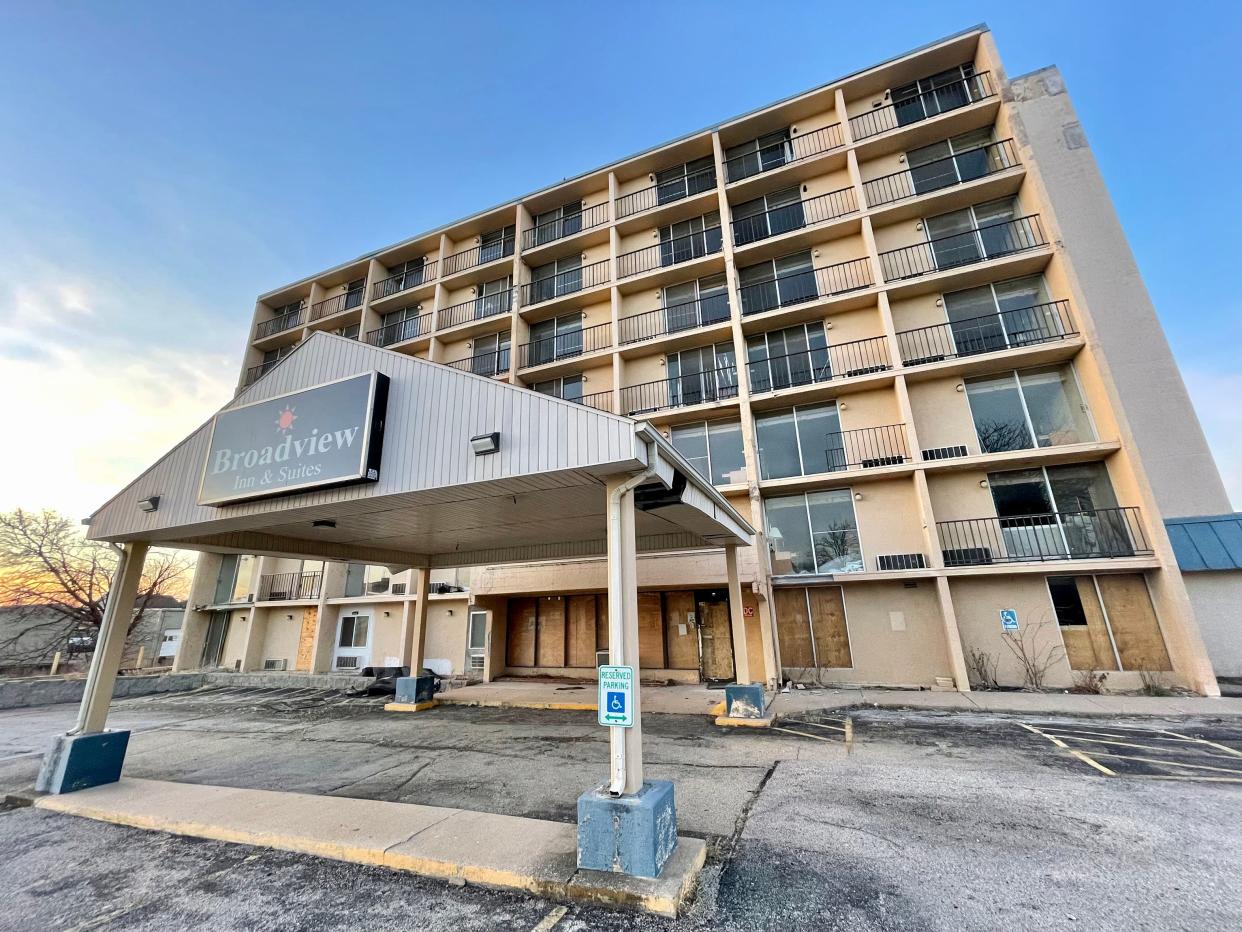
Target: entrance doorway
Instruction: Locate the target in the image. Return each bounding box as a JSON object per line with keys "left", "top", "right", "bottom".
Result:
{"left": 200, "top": 611, "right": 229, "bottom": 668}
{"left": 334, "top": 614, "right": 371, "bottom": 671}
{"left": 467, "top": 610, "right": 487, "bottom": 673}
{"left": 695, "top": 590, "right": 735, "bottom": 683}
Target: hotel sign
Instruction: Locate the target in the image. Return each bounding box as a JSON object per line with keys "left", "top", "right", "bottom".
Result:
{"left": 198, "top": 372, "right": 389, "bottom": 506}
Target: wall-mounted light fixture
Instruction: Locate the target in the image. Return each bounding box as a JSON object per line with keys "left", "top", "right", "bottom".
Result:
{"left": 955, "top": 384, "right": 965, "bottom": 393}
{"left": 915, "top": 222, "right": 924, "bottom": 231}
{"left": 286, "top": 614, "right": 294, "bottom": 620}
{"left": 383, "top": 611, "right": 391, "bottom": 618}
{"left": 854, "top": 492, "right": 864, "bottom": 501}
{"left": 138, "top": 496, "right": 160, "bottom": 513}
{"left": 446, "top": 608, "right": 454, "bottom": 616}
{"left": 979, "top": 479, "right": 990, "bottom": 488}
{"left": 471, "top": 432, "right": 501, "bottom": 456}
{"left": 838, "top": 401, "right": 848, "bottom": 410}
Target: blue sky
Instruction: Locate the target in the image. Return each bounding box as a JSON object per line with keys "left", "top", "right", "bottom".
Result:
{"left": 1, "top": 0, "right": 1239, "bottom": 516}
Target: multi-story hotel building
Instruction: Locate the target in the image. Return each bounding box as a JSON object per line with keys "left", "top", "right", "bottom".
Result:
{"left": 178, "top": 25, "right": 1230, "bottom": 695}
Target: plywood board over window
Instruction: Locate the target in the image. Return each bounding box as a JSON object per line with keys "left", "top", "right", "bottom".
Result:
{"left": 774, "top": 586, "right": 852, "bottom": 672}
{"left": 536, "top": 596, "right": 567, "bottom": 667}
{"left": 774, "top": 589, "right": 815, "bottom": 669}
{"left": 508, "top": 597, "right": 537, "bottom": 667}
{"left": 638, "top": 592, "right": 666, "bottom": 669}
{"left": 1098, "top": 574, "right": 1172, "bottom": 671}
{"left": 664, "top": 591, "right": 700, "bottom": 670}
{"left": 596, "top": 593, "right": 610, "bottom": 654}
{"left": 809, "top": 588, "right": 852, "bottom": 668}
{"left": 567, "top": 595, "right": 598, "bottom": 667}
{"left": 295, "top": 608, "right": 318, "bottom": 672}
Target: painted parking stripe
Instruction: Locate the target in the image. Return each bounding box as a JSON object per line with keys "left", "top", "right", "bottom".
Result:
{"left": 1083, "top": 752, "right": 1242, "bottom": 777}
{"left": 1042, "top": 734, "right": 1242, "bottom": 760}
{"left": 771, "top": 726, "right": 838, "bottom": 743}
{"left": 1019, "top": 722, "right": 1117, "bottom": 776}
{"left": 1159, "top": 730, "right": 1242, "bottom": 758}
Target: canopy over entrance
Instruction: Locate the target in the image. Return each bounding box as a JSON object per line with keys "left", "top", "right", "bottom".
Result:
{"left": 85, "top": 331, "right": 753, "bottom": 564}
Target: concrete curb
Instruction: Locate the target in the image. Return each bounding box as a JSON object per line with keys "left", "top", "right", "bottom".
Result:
{"left": 33, "top": 778, "right": 705, "bottom": 917}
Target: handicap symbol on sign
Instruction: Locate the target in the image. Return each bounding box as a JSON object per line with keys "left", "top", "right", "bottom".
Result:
{"left": 607, "top": 691, "right": 626, "bottom": 713}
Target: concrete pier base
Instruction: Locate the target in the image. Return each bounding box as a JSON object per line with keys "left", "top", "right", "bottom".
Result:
{"left": 576, "top": 780, "right": 677, "bottom": 879}
{"left": 36, "top": 730, "right": 130, "bottom": 795}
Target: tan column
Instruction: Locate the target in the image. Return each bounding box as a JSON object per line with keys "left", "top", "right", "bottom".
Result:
{"left": 76, "top": 541, "right": 149, "bottom": 734}
{"left": 239, "top": 607, "right": 268, "bottom": 673}
{"left": 606, "top": 476, "right": 644, "bottom": 795}
{"left": 935, "top": 576, "right": 971, "bottom": 692}
{"left": 725, "top": 544, "right": 751, "bottom": 684}
{"left": 401, "top": 567, "right": 433, "bottom": 672}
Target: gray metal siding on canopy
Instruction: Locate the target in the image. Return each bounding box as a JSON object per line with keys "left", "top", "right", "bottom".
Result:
{"left": 86, "top": 333, "right": 752, "bottom": 567}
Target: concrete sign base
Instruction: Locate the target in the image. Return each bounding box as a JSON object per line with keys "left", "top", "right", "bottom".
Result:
{"left": 36, "top": 730, "right": 130, "bottom": 795}
{"left": 576, "top": 780, "right": 677, "bottom": 878}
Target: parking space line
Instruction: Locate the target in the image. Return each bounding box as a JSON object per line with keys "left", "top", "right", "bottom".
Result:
{"left": 1083, "top": 752, "right": 1242, "bottom": 777}
{"left": 783, "top": 719, "right": 847, "bottom": 733}
{"left": 1159, "top": 730, "right": 1242, "bottom": 759}
{"left": 771, "top": 726, "right": 838, "bottom": 743}
{"left": 1019, "top": 722, "right": 1117, "bottom": 776}
{"left": 1042, "top": 734, "right": 1242, "bottom": 760}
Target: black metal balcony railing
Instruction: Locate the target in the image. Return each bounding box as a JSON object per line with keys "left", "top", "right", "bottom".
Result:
{"left": 724, "top": 124, "right": 845, "bottom": 183}
{"left": 438, "top": 289, "right": 514, "bottom": 330}
{"left": 879, "top": 215, "right": 1048, "bottom": 283}
{"left": 522, "top": 203, "right": 610, "bottom": 250}
{"left": 372, "top": 260, "right": 439, "bottom": 301}
{"left": 309, "top": 289, "right": 365, "bottom": 322}
{"left": 258, "top": 571, "right": 323, "bottom": 601}
{"left": 849, "top": 71, "right": 995, "bottom": 142}
{"left": 518, "top": 320, "right": 612, "bottom": 368}
{"left": 522, "top": 258, "right": 610, "bottom": 305}
{"left": 617, "top": 226, "right": 723, "bottom": 279}
{"left": 571, "top": 390, "right": 614, "bottom": 412}
{"left": 243, "top": 359, "right": 279, "bottom": 387}
{"left": 615, "top": 165, "right": 717, "bottom": 219}
{"left": 739, "top": 257, "right": 873, "bottom": 317}
{"left": 864, "top": 139, "right": 1020, "bottom": 208}
{"left": 447, "top": 348, "right": 511, "bottom": 377}
{"left": 732, "top": 187, "right": 858, "bottom": 247}
{"left": 620, "top": 365, "right": 739, "bottom": 416}
{"left": 748, "top": 335, "right": 891, "bottom": 394}
{"left": 822, "top": 424, "right": 910, "bottom": 471}
{"left": 617, "top": 294, "right": 731, "bottom": 345}
{"left": 938, "top": 507, "right": 1151, "bottom": 566}
{"left": 443, "top": 236, "right": 516, "bottom": 276}
{"left": 254, "top": 308, "right": 304, "bottom": 339}
{"left": 367, "top": 312, "right": 432, "bottom": 348}
{"left": 897, "top": 300, "right": 1075, "bottom": 366}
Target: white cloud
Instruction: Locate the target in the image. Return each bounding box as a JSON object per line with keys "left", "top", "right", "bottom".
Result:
{"left": 1184, "top": 369, "right": 1242, "bottom": 512}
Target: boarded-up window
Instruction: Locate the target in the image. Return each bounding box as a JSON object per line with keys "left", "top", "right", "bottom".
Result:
{"left": 567, "top": 595, "right": 598, "bottom": 667}
{"left": 774, "top": 586, "right": 851, "bottom": 672}
{"left": 638, "top": 592, "right": 665, "bottom": 669}
{"left": 664, "top": 591, "right": 699, "bottom": 670}
{"left": 1097, "top": 574, "right": 1171, "bottom": 671}
{"left": 536, "top": 596, "right": 566, "bottom": 667}
{"left": 507, "top": 598, "right": 537, "bottom": 667}
{"left": 1049, "top": 573, "right": 1170, "bottom": 672}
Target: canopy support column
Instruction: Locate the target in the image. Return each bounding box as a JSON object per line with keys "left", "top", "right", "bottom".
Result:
{"left": 37, "top": 541, "right": 149, "bottom": 794}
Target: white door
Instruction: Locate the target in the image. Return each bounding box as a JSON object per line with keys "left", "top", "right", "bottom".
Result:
{"left": 334, "top": 615, "right": 371, "bottom": 672}
{"left": 467, "top": 611, "right": 487, "bottom": 672}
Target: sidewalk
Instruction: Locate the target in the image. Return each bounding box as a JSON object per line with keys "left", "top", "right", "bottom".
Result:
{"left": 434, "top": 677, "right": 1242, "bottom": 720}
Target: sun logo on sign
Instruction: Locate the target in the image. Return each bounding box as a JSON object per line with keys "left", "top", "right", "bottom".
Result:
{"left": 275, "top": 405, "right": 297, "bottom": 433}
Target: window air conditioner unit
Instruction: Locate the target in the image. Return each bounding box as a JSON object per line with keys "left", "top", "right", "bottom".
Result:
{"left": 262, "top": 658, "right": 288, "bottom": 672}
{"left": 877, "top": 553, "right": 927, "bottom": 571}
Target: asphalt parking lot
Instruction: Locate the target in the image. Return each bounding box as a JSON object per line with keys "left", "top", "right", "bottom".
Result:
{"left": 1, "top": 686, "right": 1240, "bottom": 931}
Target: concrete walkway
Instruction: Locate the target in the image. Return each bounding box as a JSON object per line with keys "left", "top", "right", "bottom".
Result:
{"left": 32, "top": 778, "right": 705, "bottom": 917}
{"left": 435, "top": 678, "right": 1242, "bottom": 720}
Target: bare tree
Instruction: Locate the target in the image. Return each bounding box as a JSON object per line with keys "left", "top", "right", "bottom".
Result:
{"left": 966, "top": 647, "right": 999, "bottom": 690}
{"left": 1001, "top": 617, "right": 1065, "bottom": 690}
{"left": 0, "top": 509, "right": 192, "bottom": 665}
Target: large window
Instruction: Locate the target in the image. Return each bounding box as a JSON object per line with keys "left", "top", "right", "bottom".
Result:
{"left": 892, "top": 63, "right": 979, "bottom": 127}
{"left": 532, "top": 202, "right": 583, "bottom": 246}
{"left": 765, "top": 489, "right": 863, "bottom": 575}
{"left": 338, "top": 615, "right": 370, "bottom": 648}
{"left": 529, "top": 256, "right": 582, "bottom": 304}
{"left": 746, "top": 321, "right": 830, "bottom": 393}
{"left": 966, "top": 366, "right": 1092, "bottom": 453}
{"left": 737, "top": 250, "right": 817, "bottom": 316}
{"left": 666, "top": 342, "right": 737, "bottom": 406}
{"left": 987, "top": 463, "right": 1133, "bottom": 560}
{"left": 725, "top": 128, "right": 792, "bottom": 182}
{"left": 662, "top": 274, "right": 730, "bottom": 331}
{"left": 214, "top": 554, "right": 255, "bottom": 604}
{"left": 532, "top": 374, "right": 584, "bottom": 402}
{"left": 479, "top": 225, "right": 516, "bottom": 264}
{"left": 528, "top": 313, "right": 583, "bottom": 366}
{"left": 942, "top": 275, "right": 1062, "bottom": 356}
{"left": 655, "top": 156, "right": 716, "bottom": 205}
{"left": 755, "top": 403, "right": 842, "bottom": 479}
{"left": 906, "top": 127, "right": 997, "bottom": 195}
{"left": 670, "top": 419, "right": 746, "bottom": 485}
{"left": 923, "top": 197, "right": 1018, "bottom": 269}
{"left": 659, "top": 212, "right": 721, "bottom": 266}
{"left": 732, "top": 187, "right": 804, "bottom": 245}
{"left": 474, "top": 275, "right": 511, "bottom": 319}
{"left": 472, "top": 330, "right": 510, "bottom": 376}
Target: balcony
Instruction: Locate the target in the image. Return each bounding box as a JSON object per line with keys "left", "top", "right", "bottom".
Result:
{"left": 254, "top": 308, "right": 304, "bottom": 340}
{"left": 575, "top": 389, "right": 614, "bottom": 412}
{"left": 822, "top": 423, "right": 910, "bottom": 470}
{"left": 849, "top": 72, "right": 995, "bottom": 142}
{"left": 618, "top": 294, "right": 731, "bottom": 345}
{"left": 620, "top": 365, "right": 739, "bottom": 416}
{"left": 896, "top": 300, "right": 1075, "bottom": 367}
{"left": 243, "top": 359, "right": 279, "bottom": 387}
{"left": 442, "top": 236, "right": 515, "bottom": 277}
{"left": 446, "top": 348, "right": 510, "bottom": 377}
{"left": 309, "top": 289, "right": 365, "bottom": 323}
{"left": 438, "top": 289, "right": 514, "bottom": 330}
{"left": 521, "top": 203, "right": 610, "bottom": 250}
{"left": 739, "top": 257, "right": 873, "bottom": 317}
{"left": 723, "top": 124, "right": 845, "bottom": 184}
{"left": 522, "top": 258, "right": 610, "bottom": 306}
{"left": 258, "top": 571, "right": 322, "bottom": 601}
{"left": 937, "top": 507, "right": 1152, "bottom": 566}
{"left": 864, "top": 139, "right": 1020, "bottom": 209}
{"left": 748, "top": 335, "right": 891, "bottom": 395}
{"left": 878, "top": 215, "right": 1048, "bottom": 283}
{"left": 372, "top": 261, "right": 439, "bottom": 302}
{"left": 618, "top": 226, "right": 722, "bottom": 279}
{"left": 732, "top": 186, "right": 858, "bottom": 247}
{"left": 517, "top": 321, "right": 611, "bottom": 369}
{"left": 367, "top": 312, "right": 432, "bottom": 348}
{"left": 616, "top": 165, "right": 717, "bottom": 219}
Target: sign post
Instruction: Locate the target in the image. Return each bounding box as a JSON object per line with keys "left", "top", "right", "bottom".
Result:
{"left": 597, "top": 665, "right": 634, "bottom": 728}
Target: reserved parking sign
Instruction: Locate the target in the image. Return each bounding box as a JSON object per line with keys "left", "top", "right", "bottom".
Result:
{"left": 597, "top": 665, "right": 635, "bottom": 727}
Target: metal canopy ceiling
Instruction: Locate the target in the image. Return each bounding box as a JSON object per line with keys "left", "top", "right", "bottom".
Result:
{"left": 86, "top": 333, "right": 753, "bottom": 568}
